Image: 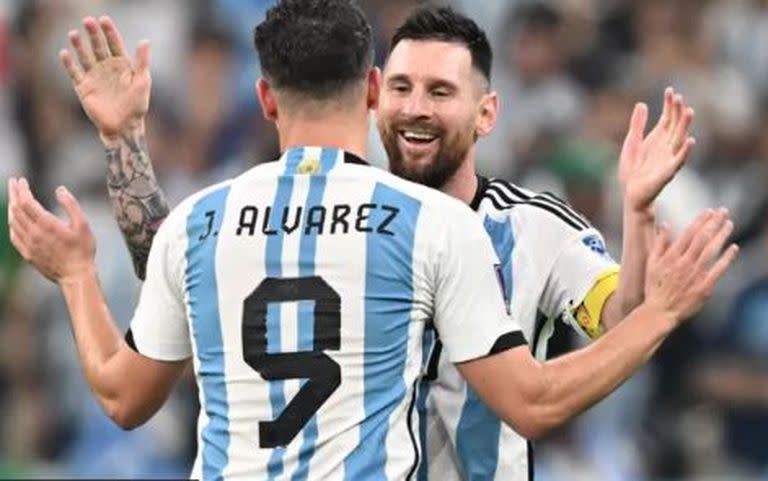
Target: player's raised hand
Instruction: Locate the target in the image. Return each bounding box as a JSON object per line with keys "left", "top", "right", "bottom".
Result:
{"left": 644, "top": 209, "right": 738, "bottom": 325}
{"left": 59, "top": 16, "right": 151, "bottom": 142}
{"left": 619, "top": 88, "right": 696, "bottom": 213}
{"left": 7, "top": 178, "right": 96, "bottom": 283}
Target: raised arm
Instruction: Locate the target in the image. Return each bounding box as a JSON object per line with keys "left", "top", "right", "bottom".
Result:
{"left": 457, "top": 210, "right": 737, "bottom": 439}
{"left": 7, "top": 178, "right": 186, "bottom": 429}
{"left": 601, "top": 88, "right": 696, "bottom": 329}
{"left": 59, "top": 16, "right": 168, "bottom": 279}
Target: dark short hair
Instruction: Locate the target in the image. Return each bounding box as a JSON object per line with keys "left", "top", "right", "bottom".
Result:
{"left": 390, "top": 6, "right": 492, "bottom": 83}
{"left": 254, "top": 0, "right": 374, "bottom": 99}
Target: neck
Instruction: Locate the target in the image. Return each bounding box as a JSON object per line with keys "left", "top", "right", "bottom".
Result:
{"left": 439, "top": 147, "right": 478, "bottom": 206}
{"left": 278, "top": 108, "right": 369, "bottom": 159}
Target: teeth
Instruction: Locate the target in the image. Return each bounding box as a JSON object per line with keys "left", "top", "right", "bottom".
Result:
{"left": 402, "top": 131, "right": 437, "bottom": 141}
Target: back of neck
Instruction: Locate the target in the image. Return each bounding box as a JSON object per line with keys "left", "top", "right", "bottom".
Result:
{"left": 278, "top": 110, "right": 369, "bottom": 160}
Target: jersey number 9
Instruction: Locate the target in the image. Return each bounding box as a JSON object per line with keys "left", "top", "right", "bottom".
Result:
{"left": 242, "top": 276, "right": 342, "bottom": 448}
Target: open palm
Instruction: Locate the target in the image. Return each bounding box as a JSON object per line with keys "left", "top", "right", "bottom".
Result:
{"left": 60, "top": 16, "right": 151, "bottom": 138}
{"left": 619, "top": 88, "right": 696, "bottom": 212}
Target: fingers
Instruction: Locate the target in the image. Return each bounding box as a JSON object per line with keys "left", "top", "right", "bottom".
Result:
{"left": 135, "top": 40, "right": 151, "bottom": 73}
{"left": 9, "top": 226, "right": 31, "bottom": 259}
{"left": 629, "top": 103, "right": 649, "bottom": 139}
{"left": 59, "top": 49, "right": 84, "bottom": 84}
{"left": 13, "top": 178, "right": 64, "bottom": 232}
{"left": 619, "top": 102, "right": 648, "bottom": 172}
{"left": 644, "top": 129, "right": 695, "bottom": 198}
{"left": 7, "top": 178, "right": 32, "bottom": 258}
{"left": 8, "top": 177, "right": 78, "bottom": 253}
{"left": 7, "top": 178, "right": 28, "bottom": 235}
{"left": 669, "top": 94, "right": 685, "bottom": 136}
{"left": 701, "top": 244, "right": 739, "bottom": 293}
{"left": 668, "top": 209, "right": 714, "bottom": 257}
{"left": 55, "top": 186, "right": 87, "bottom": 232}
{"left": 623, "top": 102, "right": 648, "bottom": 150}
{"left": 65, "top": 16, "right": 125, "bottom": 75}
{"left": 9, "top": 178, "right": 33, "bottom": 234}
{"left": 671, "top": 106, "right": 695, "bottom": 152}
{"left": 84, "top": 16, "right": 110, "bottom": 62}
{"left": 697, "top": 216, "right": 734, "bottom": 266}
{"left": 684, "top": 209, "right": 729, "bottom": 261}
{"left": 68, "top": 29, "right": 94, "bottom": 72}
{"left": 99, "top": 16, "right": 127, "bottom": 57}
{"left": 651, "top": 222, "right": 673, "bottom": 260}
{"left": 669, "top": 137, "right": 696, "bottom": 174}
{"left": 660, "top": 87, "right": 675, "bottom": 130}
{"left": 7, "top": 178, "right": 14, "bottom": 226}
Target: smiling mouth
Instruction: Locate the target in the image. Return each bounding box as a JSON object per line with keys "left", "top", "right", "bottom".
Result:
{"left": 399, "top": 129, "right": 439, "bottom": 146}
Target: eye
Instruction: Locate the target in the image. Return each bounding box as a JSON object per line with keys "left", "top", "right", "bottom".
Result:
{"left": 432, "top": 88, "right": 451, "bottom": 98}
{"left": 391, "top": 84, "right": 410, "bottom": 93}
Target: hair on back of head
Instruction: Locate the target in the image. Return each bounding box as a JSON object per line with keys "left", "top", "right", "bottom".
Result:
{"left": 390, "top": 5, "right": 492, "bottom": 83}
{"left": 254, "top": 0, "right": 374, "bottom": 100}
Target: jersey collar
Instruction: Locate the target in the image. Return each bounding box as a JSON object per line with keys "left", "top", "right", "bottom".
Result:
{"left": 342, "top": 151, "right": 369, "bottom": 165}
{"left": 279, "top": 146, "right": 369, "bottom": 166}
{"left": 469, "top": 175, "right": 489, "bottom": 212}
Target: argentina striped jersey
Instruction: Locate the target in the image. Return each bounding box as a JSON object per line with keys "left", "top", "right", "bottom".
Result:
{"left": 127, "top": 148, "right": 522, "bottom": 480}
{"left": 417, "top": 176, "right": 619, "bottom": 481}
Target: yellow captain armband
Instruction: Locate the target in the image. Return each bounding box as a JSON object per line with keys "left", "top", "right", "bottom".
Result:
{"left": 573, "top": 266, "right": 620, "bottom": 339}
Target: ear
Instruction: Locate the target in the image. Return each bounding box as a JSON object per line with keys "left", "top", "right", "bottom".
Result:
{"left": 476, "top": 90, "right": 498, "bottom": 138}
{"left": 257, "top": 78, "right": 278, "bottom": 122}
{"left": 367, "top": 67, "right": 381, "bottom": 110}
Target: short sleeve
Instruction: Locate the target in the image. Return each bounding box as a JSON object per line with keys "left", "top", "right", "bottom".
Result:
{"left": 432, "top": 204, "right": 526, "bottom": 363}
{"left": 539, "top": 228, "right": 619, "bottom": 326}
{"left": 127, "top": 211, "right": 192, "bottom": 361}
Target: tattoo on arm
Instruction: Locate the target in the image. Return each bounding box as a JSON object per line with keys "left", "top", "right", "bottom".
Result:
{"left": 105, "top": 133, "right": 169, "bottom": 280}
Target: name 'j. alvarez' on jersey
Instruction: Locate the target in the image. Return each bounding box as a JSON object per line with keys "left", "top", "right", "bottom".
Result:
{"left": 124, "top": 147, "right": 526, "bottom": 481}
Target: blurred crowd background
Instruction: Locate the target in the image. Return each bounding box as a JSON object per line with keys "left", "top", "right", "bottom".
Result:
{"left": 2, "top": 0, "right": 768, "bottom": 479}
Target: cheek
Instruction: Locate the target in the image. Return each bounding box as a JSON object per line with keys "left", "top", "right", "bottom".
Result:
{"left": 376, "top": 116, "right": 395, "bottom": 138}
{"left": 376, "top": 92, "right": 398, "bottom": 114}
{"left": 439, "top": 111, "right": 476, "bottom": 140}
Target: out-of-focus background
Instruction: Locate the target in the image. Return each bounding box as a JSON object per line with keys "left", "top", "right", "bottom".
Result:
{"left": 2, "top": 0, "right": 768, "bottom": 479}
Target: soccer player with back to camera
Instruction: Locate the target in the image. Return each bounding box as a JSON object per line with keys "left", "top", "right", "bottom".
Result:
{"left": 9, "top": 1, "right": 738, "bottom": 480}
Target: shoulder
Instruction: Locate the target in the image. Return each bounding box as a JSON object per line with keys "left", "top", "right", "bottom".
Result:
{"left": 479, "top": 178, "right": 592, "bottom": 233}
{"left": 160, "top": 178, "right": 236, "bottom": 238}
{"left": 361, "top": 168, "right": 477, "bottom": 220}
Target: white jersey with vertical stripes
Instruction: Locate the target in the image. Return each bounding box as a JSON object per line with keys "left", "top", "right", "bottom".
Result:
{"left": 417, "top": 177, "right": 620, "bottom": 481}
{"left": 127, "top": 148, "right": 524, "bottom": 481}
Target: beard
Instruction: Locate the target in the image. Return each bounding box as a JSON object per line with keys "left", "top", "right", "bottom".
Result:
{"left": 379, "top": 119, "right": 475, "bottom": 189}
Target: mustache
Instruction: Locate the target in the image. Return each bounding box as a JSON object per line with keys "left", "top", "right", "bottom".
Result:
{"left": 386, "top": 118, "right": 443, "bottom": 135}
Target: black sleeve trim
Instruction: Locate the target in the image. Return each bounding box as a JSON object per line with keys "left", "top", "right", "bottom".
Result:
{"left": 488, "top": 331, "right": 527, "bottom": 356}
{"left": 125, "top": 328, "right": 138, "bottom": 352}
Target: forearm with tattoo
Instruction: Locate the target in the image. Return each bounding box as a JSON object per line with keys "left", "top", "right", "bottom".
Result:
{"left": 105, "top": 132, "right": 169, "bottom": 280}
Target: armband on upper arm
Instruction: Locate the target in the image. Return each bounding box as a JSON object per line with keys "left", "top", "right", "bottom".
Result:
{"left": 573, "top": 267, "right": 620, "bottom": 339}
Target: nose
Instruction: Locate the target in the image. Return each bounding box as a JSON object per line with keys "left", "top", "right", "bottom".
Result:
{"left": 401, "top": 88, "right": 434, "bottom": 119}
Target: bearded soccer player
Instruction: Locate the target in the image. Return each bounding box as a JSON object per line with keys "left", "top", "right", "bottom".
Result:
{"left": 13, "top": 2, "right": 737, "bottom": 481}
{"left": 375, "top": 7, "right": 700, "bottom": 480}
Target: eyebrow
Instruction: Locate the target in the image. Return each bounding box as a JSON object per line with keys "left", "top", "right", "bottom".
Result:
{"left": 386, "top": 73, "right": 460, "bottom": 91}
{"left": 385, "top": 73, "right": 411, "bottom": 85}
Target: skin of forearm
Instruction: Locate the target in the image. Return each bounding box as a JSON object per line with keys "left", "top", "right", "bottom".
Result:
{"left": 102, "top": 122, "right": 169, "bottom": 280}
{"left": 601, "top": 206, "right": 656, "bottom": 330}
{"left": 458, "top": 302, "right": 674, "bottom": 440}
{"left": 527, "top": 302, "right": 673, "bottom": 437}
{"left": 59, "top": 267, "right": 124, "bottom": 411}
